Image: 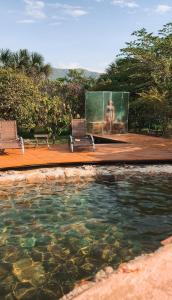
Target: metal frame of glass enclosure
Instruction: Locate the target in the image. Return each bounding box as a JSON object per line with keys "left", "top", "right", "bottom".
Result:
{"left": 85, "top": 91, "right": 129, "bottom": 135}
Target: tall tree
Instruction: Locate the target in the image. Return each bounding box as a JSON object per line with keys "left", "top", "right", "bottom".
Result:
{"left": 95, "top": 23, "right": 172, "bottom": 133}
{"left": 60, "top": 69, "right": 95, "bottom": 89}
{"left": 0, "top": 68, "right": 42, "bottom": 129}
{"left": 0, "top": 49, "right": 52, "bottom": 80}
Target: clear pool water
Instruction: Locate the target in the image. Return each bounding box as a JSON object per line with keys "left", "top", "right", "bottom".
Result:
{"left": 0, "top": 175, "right": 172, "bottom": 299}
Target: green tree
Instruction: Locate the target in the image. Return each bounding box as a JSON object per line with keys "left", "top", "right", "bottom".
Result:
{"left": 40, "top": 80, "right": 85, "bottom": 119}
{"left": 0, "top": 68, "right": 42, "bottom": 130}
{"left": 0, "top": 69, "right": 70, "bottom": 137}
{"left": 61, "top": 69, "right": 96, "bottom": 89}
{"left": 67, "top": 69, "right": 85, "bottom": 82}
{"left": 95, "top": 23, "right": 172, "bottom": 133}
{"left": 0, "top": 49, "right": 52, "bottom": 80}
{"left": 46, "top": 96, "right": 69, "bottom": 137}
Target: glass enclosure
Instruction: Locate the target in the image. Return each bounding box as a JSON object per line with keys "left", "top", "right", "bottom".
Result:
{"left": 85, "top": 91, "right": 129, "bottom": 134}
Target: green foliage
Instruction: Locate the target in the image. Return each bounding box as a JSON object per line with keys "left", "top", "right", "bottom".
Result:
{"left": 94, "top": 23, "right": 172, "bottom": 134}
{"left": 0, "top": 69, "right": 67, "bottom": 135}
{"left": 0, "top": 68, "right": 41, "bottom": 130}
{"left": 3, "top": 27, "right": 172, "bottom": 138}
{"left": 0, "top": 67, "right": 86, "bottom": 137}
{"left": 39, "top": 79, "right": 86, "bottom": 137}
{"left": 0, "top": 49, "right": 52, "bottom": 81}
{"left": 41, "top": 79, "right": 85, "bottom": 118}
{"left": 36, "top": 95, "right": 70, "bottom": 137}
{"left": 59, "top": 68, "right": 96, "bottom": 89}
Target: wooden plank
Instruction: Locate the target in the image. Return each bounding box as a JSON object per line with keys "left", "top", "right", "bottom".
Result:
{"left": 0, "top": 134, "right": 172, "bottom": 170}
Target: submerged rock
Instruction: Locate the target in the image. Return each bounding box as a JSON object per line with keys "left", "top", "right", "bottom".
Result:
{"left": 5, "top": 293, "right": 15, "bottom": 300}
{"left": 0, "top": 274, "right": 16, "bottom": 293}
{"left": 3, "top": 247, "right": 24, "bottom": 263}
{"left": 13, "top": 258, "right": 45, "bottom": 286}
{"left": 14, "top": 285, "right": 57, "bottom": 300}
{"left": 14, "top": 283, "right": 35, "bottom": 300}
{"left": 19, "top": 237, "right": 36, "bottom": 248}
{"left": 0, "top": 262, "right": 11, "bottom": 282}
{"left": 14, "top": 286, "right": 58, "bottom": 300}
{"left": 60, "top": 223, "right": 90, "bottom": 236}
{"left": 81, "top": 262, "right": 93, "bottom": 272}
{"left": 0, "top": 231, "right": 8, "bottom": 246}
{"left": 37, "top": 289, "right": 57, "bottom": 300}
{"left": 62, "top": 243, "right": 172, "bottom": 300}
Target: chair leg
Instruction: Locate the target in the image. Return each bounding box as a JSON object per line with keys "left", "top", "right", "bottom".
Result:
{"left": 47, "top": 137, "right": 50, "bottom": 148}
{"left": 89, "top": 135, "right": 96, "bottom": 152}
{"left": 69, "top": 135, "right": 74, "bottom": 152}
{"left": 20, "top": 137, "right": 25, "bottom": 154}
{"left": 70, "top": 143, "right": 74, "bottom": 153}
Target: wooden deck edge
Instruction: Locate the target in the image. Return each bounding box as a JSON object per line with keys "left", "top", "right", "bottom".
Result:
{"left": 1, "top": 159, "right": 172, "bottom": 172}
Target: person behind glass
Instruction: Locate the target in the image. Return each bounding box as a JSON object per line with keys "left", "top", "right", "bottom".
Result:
{"left": 105, "top": 100, "right": 115, "bottom": 133}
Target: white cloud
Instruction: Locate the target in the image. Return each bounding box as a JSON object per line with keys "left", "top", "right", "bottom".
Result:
{"left": 17, "top": 1, "right": 87, "bottom": 24}
{"left": 47, "top": 3, "right": 88, "bottom": 18}
{"left": 66, "top": 8, "right": 88, "bottom": 17}
{"left": 24, "top": 0, "right": 46, "bottom": 19}
{"left": 58, "top": 62, "right": 81, "bottom": 69}
{"left": 57, "top": 62, "right": 104, "bottom": 73}
{"left": 112, "top": 0, "right": 139, "bottom": 8}
{"left": 155, "top": 4, "right": 171, "bottom": 14}
{"left": 17, "top": 19, "right": 35, "bottom": 23}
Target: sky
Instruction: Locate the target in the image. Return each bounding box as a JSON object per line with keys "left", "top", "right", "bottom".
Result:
{"left": 0, "top": 0, "right": 172, "bottom": 73}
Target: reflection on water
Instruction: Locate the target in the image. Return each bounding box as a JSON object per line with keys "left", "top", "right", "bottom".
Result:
{"left": 0, "top": 175, "right": 172, "bottom": 299}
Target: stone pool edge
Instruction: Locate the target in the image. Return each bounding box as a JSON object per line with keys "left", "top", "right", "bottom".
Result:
{"left": 0, "top": 164, "right": 172, "bottom": 185}
{"left": 60, "top": 238, "right": 172, "bottom": 300}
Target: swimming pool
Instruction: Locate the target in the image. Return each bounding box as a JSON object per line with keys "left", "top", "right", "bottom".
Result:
{"left": 0, "top": 172, "right": 171, "bottom": 299}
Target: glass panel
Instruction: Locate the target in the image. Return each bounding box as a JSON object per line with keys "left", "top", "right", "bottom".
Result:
{"left": 111, "top": 92, "right": 128, "bottom": 133}
{"left": 85, "top": 92, "right": 104, "bottom": 134}
{"left": 85, "top": 91, "right": 129, "bottom": 134}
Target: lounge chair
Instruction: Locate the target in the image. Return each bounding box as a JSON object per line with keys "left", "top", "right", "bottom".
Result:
{"left": 0, "top": 120, "right": 24, "bottom": 154}
{"left": 69, "top": 119, "right": 95, "bottom": 152}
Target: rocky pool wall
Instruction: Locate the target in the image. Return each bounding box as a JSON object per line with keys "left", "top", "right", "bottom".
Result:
{"left": 0, "top": 164, "right": 172, "bottom": 186}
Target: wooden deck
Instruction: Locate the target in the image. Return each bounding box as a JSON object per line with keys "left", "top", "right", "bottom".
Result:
{"left": 0, "top": 134, "right": 172, "bottom": 170}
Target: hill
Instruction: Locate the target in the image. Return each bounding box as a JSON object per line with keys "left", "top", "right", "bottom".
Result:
{"left": 49, "top": 68, "right": 101, "bottom": 80}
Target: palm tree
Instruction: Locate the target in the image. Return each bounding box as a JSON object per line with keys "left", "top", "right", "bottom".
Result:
{"left": 0, "top": 49, "right": 15, "bottom": 68}
{"left": 0, "top": 48, "right": 52, "bottom": 79}
{"left": 29, "top": 52, "right": 52, "bottom": 79}
{"left": 15, "top": 49, "right": 30, "bottom": 72}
